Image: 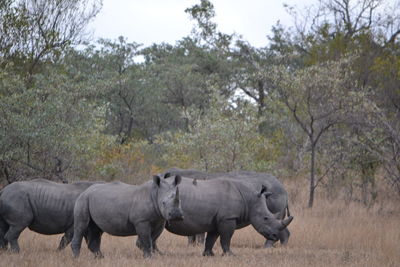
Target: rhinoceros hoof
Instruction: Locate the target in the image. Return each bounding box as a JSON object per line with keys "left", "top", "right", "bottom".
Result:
{"left": 153, "top": 248, "right": 164, "bottom": 255}
{"left": 222, "top": 251, "right": 235, "bottom": 256}
{"left": 9, "top": 247, "right": 20, "bottom": 253}
{"left": 264, "top": 241, "right": 275, "bottom": 248}
{"left": 202, "top": 250, "right": 215, "bottom": 256}
{"left": 94, "top": 252, "right": 104, "bottom": 259}
{"left": 143, "top": 251, "right": 152, "bottom": 259}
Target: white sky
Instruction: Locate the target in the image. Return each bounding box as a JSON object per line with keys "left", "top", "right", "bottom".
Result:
{"left": 89, "top": 0, "right": 315, "bottom": 47}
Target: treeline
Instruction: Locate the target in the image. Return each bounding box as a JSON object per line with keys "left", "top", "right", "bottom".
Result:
{"left": 0, "top": 0, "right": 399, "bottom": 207}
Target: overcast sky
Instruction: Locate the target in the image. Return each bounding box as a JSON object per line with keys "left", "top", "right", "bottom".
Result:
{"left": 89, "top": 0, "right": 315, "bottom": 47}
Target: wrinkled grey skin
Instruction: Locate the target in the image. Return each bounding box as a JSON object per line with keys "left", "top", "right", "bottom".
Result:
{"left": 163, "top": 168, "right": 292, "bottom": 248}
{"left": 71, "top": 175, "right": 183, "bottom": 258}
{"left": 161, "top": 176, "right": 292, "bottom": 256}
{"left": 0, "top": 179, "right": 99, "bottom": 252}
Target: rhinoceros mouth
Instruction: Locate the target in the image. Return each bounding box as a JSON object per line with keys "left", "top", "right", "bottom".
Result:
{"left": 168, "top": 215, "right": 184, "bottom": 222}
{"left": 262, "top": 232, "right": 279, "bottom": 241}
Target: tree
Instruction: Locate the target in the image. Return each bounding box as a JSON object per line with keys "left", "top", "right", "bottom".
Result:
{"left": 0, "top": 0, "right": 101, "bottom": 77}
{"left": 0, "top": 0, "right": 102, "bottom": 183}
{"left": 157, "top": 94, "right": 274, "bottom": 173}
{"left": 274, "top": 58, "right": 362, "bottom": 207}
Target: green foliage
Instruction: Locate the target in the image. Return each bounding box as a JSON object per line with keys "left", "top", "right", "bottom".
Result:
{"left": 0, "top": 64, "right": 100, "bottom": 181}
{"left": 155, "top": 95, "right": 281, "bottom": 173}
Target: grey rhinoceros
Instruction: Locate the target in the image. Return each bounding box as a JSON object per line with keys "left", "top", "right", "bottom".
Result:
{"left": 160, "top": 175, "right": 293, "bottom": 256}
{"left": 163, "top": 168, "right": 292, "bottom": 248}
{"left": 0, "top": 178, "right": 99, "bottom": 252}
{"left": 71, "top": 175, "right": 183, "bottom": 258}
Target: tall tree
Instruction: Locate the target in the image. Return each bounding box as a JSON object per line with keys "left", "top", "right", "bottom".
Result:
{"left": 274, "top": 58, "right": 362, "bottom": 207}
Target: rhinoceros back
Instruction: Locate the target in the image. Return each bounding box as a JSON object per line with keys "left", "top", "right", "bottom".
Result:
{"left": 0, "top": 179, "right": 94, "bottom": 235}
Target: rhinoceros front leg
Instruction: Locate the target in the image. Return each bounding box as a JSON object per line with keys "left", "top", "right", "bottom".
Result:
{"left": 136, "top": 221, "right": 164, "bottom": 255}
{"left": 279, "top": 228, "right": 290, "bottom": 245}
{"left": 150, "top": 221, "right": 164, "bottom": 255}
{"left": 135, "top": 221, "right": 153, "bottom": 258}
{"left": 264, "top": 228, "right": 290, "bottom": 248}
{"left": 202, "top": 230, "right": 219, "bottom": 256}
{"left": 218, "top": 219, "right": 236, "bottom": 256}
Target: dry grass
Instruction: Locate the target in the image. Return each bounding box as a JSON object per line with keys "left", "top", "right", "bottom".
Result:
{"left": 1, "top": 179, "right": 399, "bottom": 267}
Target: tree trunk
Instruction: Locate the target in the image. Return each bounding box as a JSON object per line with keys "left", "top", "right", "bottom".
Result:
{"left": 257, "top": 79, "right": 265, "bottom": 116}
{"left": 308, "top": 142, "right": 316, "bottom": 208}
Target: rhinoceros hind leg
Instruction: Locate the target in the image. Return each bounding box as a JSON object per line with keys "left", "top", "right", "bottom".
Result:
{"left": 5, "top": 225, "right": 25, "bottom": 253}
{"left": 202, "top": 231, "right": 218, "bottom": 256}
{"left": 279, "top": 228, "right": 290, "bottom": 245}
{"left": 87, "top": 223, "right": 104, "bottom": 258}
{"left": 0, "top": 217, "right": 9, "bottom": 249}
{"left": 57, "top": 226, "right": 74, "bottom": 251}
{"left": 71, "top": 200, "right": 91, "bottom": 258}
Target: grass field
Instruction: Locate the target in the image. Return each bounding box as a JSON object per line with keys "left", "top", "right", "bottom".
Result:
{"left": 1, "top": 179, "right": 399, "bottom": 267}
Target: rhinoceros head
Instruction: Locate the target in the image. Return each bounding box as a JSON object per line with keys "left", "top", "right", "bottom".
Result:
{"left": 249, "top": 185, "right": 293, "bottom": 241}
{"left": 153, "top": 174, "right": 184, "bottom": 221}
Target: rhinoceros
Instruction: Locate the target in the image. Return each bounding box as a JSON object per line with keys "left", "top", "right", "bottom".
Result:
{"left": 159, "top": 175, "right": 292, "bottom": 256}
{"left": 0, "top": 178, "right": 99, "bottom": 252}
{"left": 71, "top": 175, "right": 183, "bottom": 258}
{"left": 163, "top": 168, "right": 292, "bottom": 248}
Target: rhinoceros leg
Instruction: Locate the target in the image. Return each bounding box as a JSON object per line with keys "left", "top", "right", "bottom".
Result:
{"left": 57, "top": 226, "right": 74, "bottom": 251}
{"left": 71, "top": 199, "right": 91, "bottom": 258}
{"left": 4, "top": 225, "right": 25, "bottom": 252}
{"left": 135, "top": 221, "right": 153, "bottom": 258}
{"left": 279, "top": 228, "right": 290, "bottom": 245}
{"left": 218, "top": 220, "right": 236, "bottom": 256}
{"left": 202, "top": 230, "right": 219, "bottom": 256}
{"left": 196, "top": 233, "right": 205, "bottom": 244}
{"left": 150, "top": 221, "right": 164, "bottom": 255}
{"left": 87, "top": 222, "right": 104, "bottom": 258}
{"left": 0, "top": 217, "right": 9, "bottom": 249}
{"left": 188, "top": 235, "right": 196, "bottom": 245}
{"left": 264, "top": 228, "right": 290, "bottom": 248}
{"left": 264, "top": 239, "right": 276, "bottom": 248}
{"left": 135, "top": 221, "right": 163, "bottom": 255}
{"left": 188, "top": 233, "right": 205, "bottom": 246}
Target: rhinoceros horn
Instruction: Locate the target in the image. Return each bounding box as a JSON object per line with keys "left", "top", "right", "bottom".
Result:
{"left": 279, "top": 216, "right": 293, "bottom": 230}
{"left": 174, "top": 187, "right": 180, "bottom": 204}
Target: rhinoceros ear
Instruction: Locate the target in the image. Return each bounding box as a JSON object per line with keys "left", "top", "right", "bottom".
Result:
{"left": 164, "top": 172, "right": 172, "bottom": 179}
{"left": 153, "top": 175, "right": 161, "bottom": 186}
{"left": 174, "top": 175, "right": 182, "bottom": 186}
{"left": 258, "top": 185, "right": 267, "bottom": 197}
